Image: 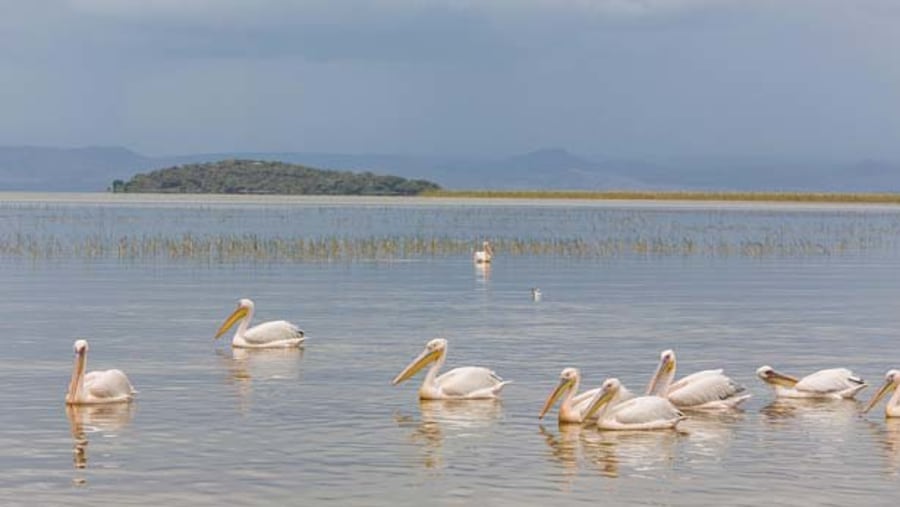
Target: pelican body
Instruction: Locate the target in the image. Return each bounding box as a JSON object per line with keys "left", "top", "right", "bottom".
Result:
{"left": 474, "top": 241, "right": 493, "bottom": 264}
{"left": 756, "top": 366, "right": 867, "bottom": 399}
{"left": 586, "top": 378, "right": 685, "bottom": 431}
{"left": 646, "top": 350, "right": 750, "bottom": 409}
{"left": 66, "top": 340, "right": 135, "bottom": 405}
{"left": 391, "top": 338, "right": 510, "bottom": 400}
{"left": 539, "top": 368, "right": 602, "bottom": 424}
{"left": 864, "top": 369, "right": 900, "bottom": 418}
{"left": 215, "top": 298, "right": 305, "bottom": 348}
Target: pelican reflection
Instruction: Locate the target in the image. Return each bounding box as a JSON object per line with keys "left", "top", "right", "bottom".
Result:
{"left": 66, "top": 403, "right": 135, "bottom": 473}
{"left": 475, "top": 262, "right": 491, "bottom": 283}
{"left": 538, "top": 423, "right": 584, "bottom": 486}
{"left": 580, "top": 428, "right": 681, "bottom": 478}
{"left": 865, "top": 418, "right": 900, "bottom": 475}
{"left": 539, "top": 423, "right": 682, "bottom": 480}
{"left": 218, "top": 347, "right": 305, "bottom": 413}
{"left": 394, "top": 399, "right": 503, "bottom": 470}
{"left": 677, "top": 410, "right": 743, "bottom": 460}
{"left": 760, "top": 398, "right": 860, "bottom": 431}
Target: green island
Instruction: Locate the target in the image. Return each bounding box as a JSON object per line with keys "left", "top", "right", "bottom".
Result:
{"left": 111, "top": 159, "right": 441, "bottom": 196}
{"left": 111, "top": 159, "right": 900, "bottom": 203}
{"left": 422, "top": 189, "right": 900, "bottom": 204}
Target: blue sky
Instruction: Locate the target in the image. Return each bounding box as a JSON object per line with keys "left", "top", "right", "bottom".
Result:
{"left": 1, "top": 0, "right": 899, "bottom": 161}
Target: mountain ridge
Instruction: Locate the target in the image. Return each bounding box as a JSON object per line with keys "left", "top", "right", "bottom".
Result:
{"left": 1, "top": 145, "right": 899, "bottom": 193}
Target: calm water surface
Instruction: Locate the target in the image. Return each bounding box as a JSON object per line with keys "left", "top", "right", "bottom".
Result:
{"left": 1, "top": 194, "right": 899, "bottom": 506}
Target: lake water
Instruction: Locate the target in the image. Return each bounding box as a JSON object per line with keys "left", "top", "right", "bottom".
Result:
{"left": 1, "top": 193, "right": 899, "bottom": 506}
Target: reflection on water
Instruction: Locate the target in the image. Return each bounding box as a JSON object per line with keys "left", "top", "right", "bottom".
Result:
{"left": 538, "top": 424, "right": 584, "bottom": 485}
{"left": 678, "top": 411, "right": 742, "bottom": 460}
{"left": 582, "top": 428, "right": 681, "bottom": 479}
{"left": 539, "top": 423, "right": 684, "bottom": 481}
{"left": 66, "top": 403, "right": 135, "bottom": 480}
{"left": 475, "top": 263, "right": 491, "bottom": 283}
{"left": 217, "top": 348, "right": 305, "bottom": 414}
{"left": 866, "top": 418, "right": 900, "bottom": 476}
{"left": 760, "top": 398, "right": 861, "bottom": 432}
{"left": 395, "top": 400, "right": 503, "bottom": 471}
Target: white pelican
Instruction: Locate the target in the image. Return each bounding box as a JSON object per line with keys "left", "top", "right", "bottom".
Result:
{"left": 646, "top": 349, "right": 750, "bottom": 409}
{"left": 473, "top": 241, "right": 493, "bottom": 264}
{"left": 539, "top": 368, "right": 603, "bottom": 424}
{"left": 585, "top": 378, "right": 685, "bottom": 431}
{"left": 756, "top": 365, "right": 867, "bottom": 399}
{"left": 391, "top": 338, "right": 510, "bottom": 400}
{"left": 863, "top": 369, "right": 900, "bottom": 418}
{"left": 214, "top": 298, "right": 305, "bottom": 348}
{"left": 65, "top": 339, "right": 135, "bottom": 405}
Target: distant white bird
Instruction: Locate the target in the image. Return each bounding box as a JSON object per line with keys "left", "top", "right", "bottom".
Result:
{"left": 539, "top": 367, "right": 602, "bottom": 424}
{"left": 214, "top": 298, "right": 305, "bottom": 348}
{"left": 65, "top": 339, "right": 136, "bottom": 405}
{"left": 646, "top": 349, "right": 750, "bottom": 409}
{"left": 585, "top": 378, "right": 685, "bottom": 431}
{"left": 392, "top": 338, "right": 510, "bottom": 400}
{"left": 473, "top": 241, "right": 493, "bottom": 264}
{"left": 863, "top": 369, "right": 900, "bottom": 418}
{"left": 756, "top": 365, "right": 867, "bottom": 399}
{"left": 531, "top": 288, "right": 542, "bottom": 302}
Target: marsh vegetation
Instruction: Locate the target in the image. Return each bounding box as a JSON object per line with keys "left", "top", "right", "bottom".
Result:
{"left": 2, "top": 196, "right": 899, "bottom": 262}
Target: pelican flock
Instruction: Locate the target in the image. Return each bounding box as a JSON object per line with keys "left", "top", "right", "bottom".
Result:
{"left": 55, "top": 250, "right": 898, "bottom": 449}
{"left": 65, "top": 339, "right": 136, "bottom": 405}
{"left": 755, "top": 366, "right": 867, "bottom": 399}
{"left": 646, "top": 349, "right": 751, "bottom": 409}
{"left": 391, "top": 338, "right": 510, "bottom": 400}
{"left": 215, "top": 298, "right": 305, "bottom": 349}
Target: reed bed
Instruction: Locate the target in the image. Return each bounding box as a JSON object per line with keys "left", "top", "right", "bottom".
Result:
{"left": 0, "top": 231, "right": 894, "bottom": 262}
{"left": 2, "top": 198, "right": 900, "bottom": 263}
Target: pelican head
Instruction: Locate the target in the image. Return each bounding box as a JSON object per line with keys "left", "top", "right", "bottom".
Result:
{"left": 584, "top": 378, "right": 623, "bottom": 420}
{"left": 391, "top": 338, "right": 447, "bottom": 385}
{"left": 538, "top": 367, "right": 579, "bottom": 419}
{"left": 756, "top": 365, "right": 799, "bottom": 388}
{"left": 215, "top": 298, "right": 254, "bottom": 340}
{"left": 647, "top": 349, "right": 677, "bottom": 395}
{"left": 863, "top": 369, "right": 900, "bottom": 414}
{"left": 66, "top": 339, "right": 90, "bottom": 404}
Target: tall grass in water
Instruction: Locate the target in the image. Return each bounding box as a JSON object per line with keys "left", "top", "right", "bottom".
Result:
{"left": 0, "top": 231, "right": 894, "bottom": 262}
{"left": 2, "top": 199, "right": 899, "bottom": 262}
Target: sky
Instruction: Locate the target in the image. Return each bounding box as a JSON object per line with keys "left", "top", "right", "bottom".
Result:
{"left": 1, "top": 0, "right": 900, "bottom": 161}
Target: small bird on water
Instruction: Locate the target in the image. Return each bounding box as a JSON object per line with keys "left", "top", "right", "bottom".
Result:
{"left": 531, "top": 288, "right": 542, "bottom": 302}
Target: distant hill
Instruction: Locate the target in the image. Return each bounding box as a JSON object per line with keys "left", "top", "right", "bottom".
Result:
{"left": 2, "top": 144, "right": 900, "bottom": 192}
{"left": 0, "top": 146, "right": 154, "bottom": 191}
{"left": 115, "top": 159, "right": 441, "bottom": 196}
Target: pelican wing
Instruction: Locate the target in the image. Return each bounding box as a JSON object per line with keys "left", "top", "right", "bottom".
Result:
{"left": 795, "top": 368, "right": 864, "bottom": 394}
{"left": 610, "top": 396, "right": 683, "bottom": 425}
{"left": 668, "top": 369, "right": 722, "bottom": 392}
{"left": 85, "top": 369, "right": 135, "bottom": 400}
{"left": 668, "top": 371, "right": 746, "bottom": 407}
{"left": 243, "top": 320, "right": 305, "bottom": 345}
{"left": 436, "top": 366, "right": 503, "bottom": 397}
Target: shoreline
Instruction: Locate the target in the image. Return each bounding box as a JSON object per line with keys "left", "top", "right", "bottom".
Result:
{"left": 421, "top": 189, "right": 900, "bottom": 204}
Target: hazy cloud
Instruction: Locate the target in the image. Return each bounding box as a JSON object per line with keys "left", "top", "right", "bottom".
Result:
{"left": 1, "top": 0, "right": 899, "bottom": 160}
